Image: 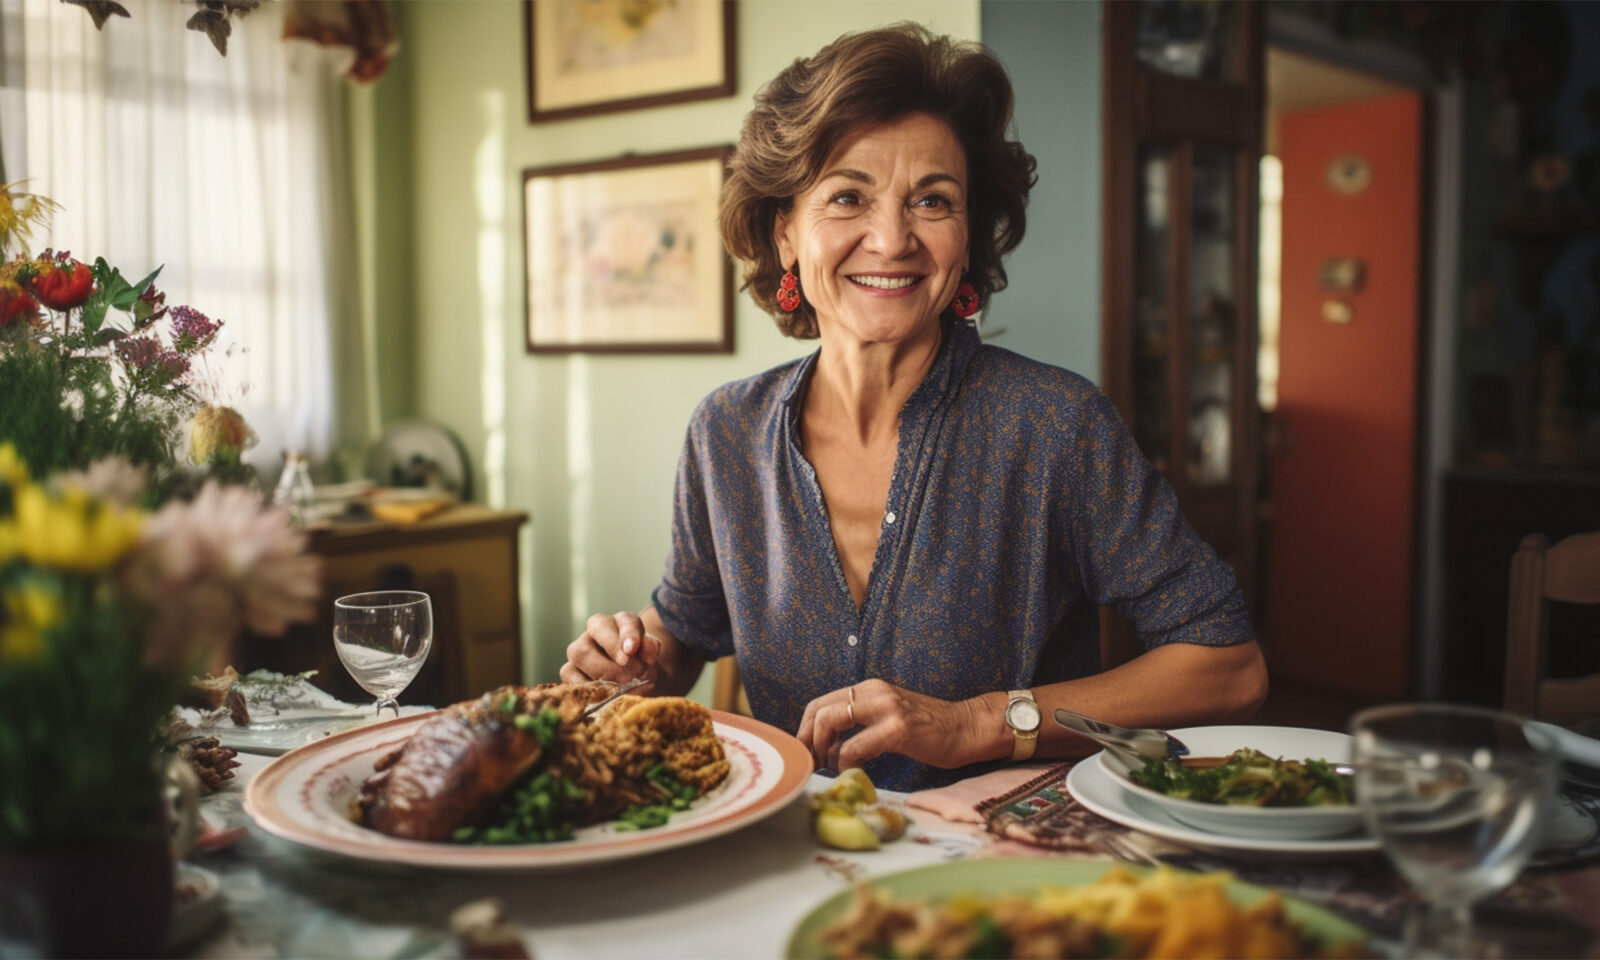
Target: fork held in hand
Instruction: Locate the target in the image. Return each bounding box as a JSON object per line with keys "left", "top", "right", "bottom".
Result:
{"left": 582, "top": 676, "right": 653, "bottom": 717}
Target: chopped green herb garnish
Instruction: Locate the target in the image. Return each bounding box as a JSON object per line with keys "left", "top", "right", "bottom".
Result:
{"left": 512, "top": 707, "right": 562, "bottom": 748}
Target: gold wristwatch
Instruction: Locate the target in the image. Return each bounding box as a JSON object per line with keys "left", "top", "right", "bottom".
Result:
{"left": 1004, "top": 689, "right": 1041, "bottom": 761}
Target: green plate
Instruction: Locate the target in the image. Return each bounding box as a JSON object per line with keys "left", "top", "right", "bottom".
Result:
{"left": 784, "top": 859, "right": 1368, "bottom": 959}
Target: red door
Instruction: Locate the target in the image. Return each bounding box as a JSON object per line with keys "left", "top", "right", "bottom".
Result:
{"left": 1269, "top": 92, "right": 1422, "bottom": 700}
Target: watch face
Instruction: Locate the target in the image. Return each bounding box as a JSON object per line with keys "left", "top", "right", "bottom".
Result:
{"left": 1007, "top": 698, "right": 1042, "bottom": 732}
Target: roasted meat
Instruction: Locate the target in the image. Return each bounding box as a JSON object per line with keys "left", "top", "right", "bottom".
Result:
{"left": 355, "top": 682, "right": 609, "bottom": 842}
{"left": 355, "top": 682, "right": 730, "bottom": 842}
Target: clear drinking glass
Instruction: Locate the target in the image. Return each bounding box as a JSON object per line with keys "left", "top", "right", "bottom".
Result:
{"left": 1350, "top": 703, "right": 1559, "bottom": 958}
{"left": 333, "top": 590, "right": 433, "bottom": 716}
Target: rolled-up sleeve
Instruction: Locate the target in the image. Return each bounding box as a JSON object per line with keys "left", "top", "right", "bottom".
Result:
{"left": 1066, "top": 388, "right": 1254, "bottom": 649}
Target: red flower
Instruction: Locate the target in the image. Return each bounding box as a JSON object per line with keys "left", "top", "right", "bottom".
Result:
{"left": 0, "top": 284, "right": 40, "bottom": 328}
{"left": 20, "top": 251, "right": 94, "bottom": 311}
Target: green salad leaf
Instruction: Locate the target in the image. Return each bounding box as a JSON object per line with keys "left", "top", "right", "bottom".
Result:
{"left": 1128, "top": 748, "right": 1353, "bottom": 807}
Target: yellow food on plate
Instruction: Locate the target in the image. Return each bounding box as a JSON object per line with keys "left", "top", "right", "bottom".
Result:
{"left": 819, "top": 866, "right": 1367, "bottom": 959}
{"left": 811, "top": 767, "right": 908, "bottom": 851}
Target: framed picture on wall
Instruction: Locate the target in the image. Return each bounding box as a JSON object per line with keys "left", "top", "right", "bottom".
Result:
{"left": 524, "top": 0, "right": 736, "bottom": 123}
{"left": 523, "top": 146, "right": 733, "bottom": 354}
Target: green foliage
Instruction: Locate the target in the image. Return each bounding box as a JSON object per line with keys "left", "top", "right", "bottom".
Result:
{"left": 0, "top": 340, "right": 185, "bottom": 480}
{"left": 0, "top": 577, "right": 188, "bottom": 848}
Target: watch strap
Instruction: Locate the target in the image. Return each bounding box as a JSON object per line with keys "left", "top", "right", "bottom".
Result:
{"left": 1006, "top": 689, "right": 1039, "bottom": 761}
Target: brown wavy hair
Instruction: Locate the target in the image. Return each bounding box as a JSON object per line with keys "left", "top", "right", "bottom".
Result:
{"left": 719, "top": 23, "right": 1037, "bottom": 339}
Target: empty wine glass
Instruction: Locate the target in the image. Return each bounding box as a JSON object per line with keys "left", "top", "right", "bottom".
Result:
{"left": 333, "top": 591, "right": 433, "bottom": 717}
{"left": 1350, "top": 703, "right": 1558, "bottom": 958}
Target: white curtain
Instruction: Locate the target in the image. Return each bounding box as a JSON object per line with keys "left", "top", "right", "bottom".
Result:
{"left": 1, "top": 0, "right": 357, "bottom": 467}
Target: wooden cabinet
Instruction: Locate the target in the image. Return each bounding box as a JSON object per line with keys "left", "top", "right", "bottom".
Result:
{"left": 238, "top": 506, "right": 528, "bottom": 706}
{"left": 1101, "top": 1, "right": 1264, "bottom": 664}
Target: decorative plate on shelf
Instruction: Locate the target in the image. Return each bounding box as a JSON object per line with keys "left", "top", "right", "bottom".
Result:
{"left": 366, "top": 420, "right": 472, "bottom": 499}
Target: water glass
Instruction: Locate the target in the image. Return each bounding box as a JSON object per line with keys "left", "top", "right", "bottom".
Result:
{"left": 333, "top": 590, "right": 433, "bottom": 716}
{"left": 1350, "top": 703, "right": 1558, "bottom": 958}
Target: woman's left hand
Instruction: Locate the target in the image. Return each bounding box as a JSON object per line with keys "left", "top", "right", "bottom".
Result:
{"left": 796, "top": 678, "right": 992, "bottom": 772}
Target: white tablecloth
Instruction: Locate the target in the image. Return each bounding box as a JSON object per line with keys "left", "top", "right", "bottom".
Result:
{"left": 187, "top": 755, "right": 990, "bottom": 959}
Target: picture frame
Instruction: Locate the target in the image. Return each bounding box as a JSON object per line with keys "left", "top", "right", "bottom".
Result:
{"left": 523, "top": 146, "right": 734, "bottom": 355}
{"left": 524, "top": 0, "right": 736, "bottom": 123}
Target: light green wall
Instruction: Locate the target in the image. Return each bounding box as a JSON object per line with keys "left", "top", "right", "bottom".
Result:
{"left": 393, "top": 0, "right": 1101, "bottom": 700}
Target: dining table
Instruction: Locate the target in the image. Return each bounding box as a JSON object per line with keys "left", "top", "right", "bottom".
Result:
{"left": 175, "top": 703, "right": 1600, "bottom": 960}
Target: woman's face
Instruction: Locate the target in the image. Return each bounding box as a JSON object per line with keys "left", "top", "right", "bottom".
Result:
{"left": 775, "top": 112, "right": 970, "bottom": 346}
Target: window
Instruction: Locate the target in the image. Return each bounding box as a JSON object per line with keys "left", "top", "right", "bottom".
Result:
{"left": 1, "top": 0, "right": 353, "bottom": 465}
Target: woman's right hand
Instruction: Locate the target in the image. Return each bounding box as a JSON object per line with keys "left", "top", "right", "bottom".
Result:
{"left": 561, "top": 611, "right": 661, "bottom": 685}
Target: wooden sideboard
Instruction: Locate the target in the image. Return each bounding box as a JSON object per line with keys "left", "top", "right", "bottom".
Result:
{"left": 238, "top": 505, "right": 528, "bottom": 706}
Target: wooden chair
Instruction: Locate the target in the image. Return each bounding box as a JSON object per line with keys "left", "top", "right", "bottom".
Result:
{"left": 711, "top": 657, "right": 752, "bottom": 717}
{"left": 1504, "top": 531, "right": 1600, "bottom": 723}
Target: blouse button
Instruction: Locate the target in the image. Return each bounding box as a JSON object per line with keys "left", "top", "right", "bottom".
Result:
{"left": 846, "top": 634, "right": 859, "bottom": 647}
{"left": 885, "top": 511, "right": 897, "bottom": 524}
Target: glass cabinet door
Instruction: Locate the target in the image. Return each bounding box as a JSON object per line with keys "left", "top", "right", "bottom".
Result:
{"left": 1188, "top": 145, "right": 1237, "bottom": 487}
{"left": 1136, "top": 0, "right": 1241, "bottom": 82}
{"left": 1104, "top": 0, "right": 1262, "bottom": 627}
{"left": 1134, "top": 147, "right": 1174, "bottom": 472}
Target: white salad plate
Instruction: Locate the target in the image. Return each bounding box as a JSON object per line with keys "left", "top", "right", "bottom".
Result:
{"left": 1067, "top": 725, "right": 1380, "bottom": 859}
{"left": 244, "top": 709, "right": 812, "bottom": 870}
{"left": 1094, "top": 725, "right": 1366, "bottom": 841}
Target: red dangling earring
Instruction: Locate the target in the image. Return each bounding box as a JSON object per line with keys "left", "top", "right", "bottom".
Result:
{"left": 776, "top": 270, "right": 801, "bottom": 313}
{"left": 949, "top": 281, "right": 980, "bottom": 318}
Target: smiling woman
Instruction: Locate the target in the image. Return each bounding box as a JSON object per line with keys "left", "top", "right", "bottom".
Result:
{"left": 561, "top": 23, "right": 1268, "bottom": 792}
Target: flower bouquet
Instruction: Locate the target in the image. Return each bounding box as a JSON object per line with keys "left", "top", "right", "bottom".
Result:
{"left": 0, "top": 445, "right": 319, "bottom": 953}
{"left": 0, "top": 182, "right": 255, "bottom": 500}
{"left": 0, "top": 185, "right": 319, "bottom": 954}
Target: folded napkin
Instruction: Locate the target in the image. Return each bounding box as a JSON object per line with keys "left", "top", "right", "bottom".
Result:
{"left": 905, "top": 763, "right": 1060, "bottom": 824}
{"left": 909, "top": 761, "right": 1189, "bottom": 860}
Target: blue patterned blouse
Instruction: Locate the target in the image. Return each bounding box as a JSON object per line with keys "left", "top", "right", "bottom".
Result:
{"left": 651, "top": 320, "right": 1253, "bottom": 791}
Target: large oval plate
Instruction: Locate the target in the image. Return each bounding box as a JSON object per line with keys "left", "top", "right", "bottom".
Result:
{"left": 244, "top": 709, "right": 811, "bottom": 869}
{"left": 1097, "top": 726, "right": 1365, "bottom": 840}
{"left": 785, "top": 859, "right": 1369, "bottom": 958}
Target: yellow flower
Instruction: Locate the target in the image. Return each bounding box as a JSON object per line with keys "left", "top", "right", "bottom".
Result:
{"left": 0, "top": 181, "right": 60, "bottom": 259}
{"left": 0, "top": 624, "right": 43, "bottom": 662}
{"left": 0, "top": 443, "right": 28, "bottom": 487}
{"left": 0, "top": 581, "right": 61, "bottom": 663}
{"left": 0, "top": 521, "right": 15, "bottom": 565}
{"left": 13, "top": 483, "right": 145, "bottom": 572}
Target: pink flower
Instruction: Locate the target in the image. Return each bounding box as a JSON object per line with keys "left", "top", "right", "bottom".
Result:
{"left": 115, "top": 333, "right": 191, "bottom": 385}
{"left": 168, "top": 305, "right": 221, "bottom": 353}
{"left": 128, "top": 482, "right": 322, "bottom": 667}
{"left": 54, "top": 456, "right": 149, "bottom": 508}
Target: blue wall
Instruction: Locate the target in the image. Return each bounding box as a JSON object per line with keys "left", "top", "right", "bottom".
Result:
{"left": 981, "top": 0, "right": 1103, "bottom": 381}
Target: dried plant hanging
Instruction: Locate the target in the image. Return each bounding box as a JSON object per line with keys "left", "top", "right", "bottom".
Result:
{"left": 57, "top": 0, "right": 397, "bottom": 81}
